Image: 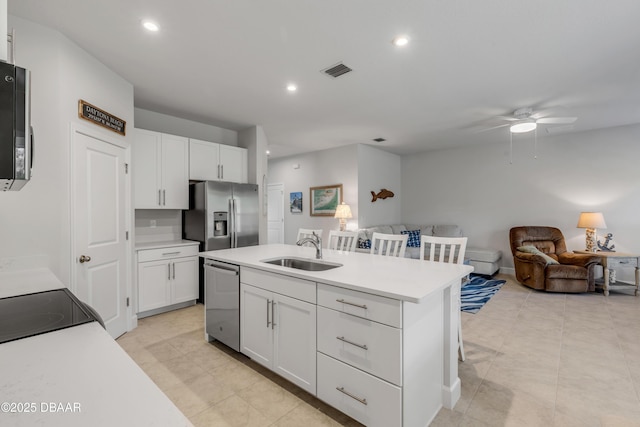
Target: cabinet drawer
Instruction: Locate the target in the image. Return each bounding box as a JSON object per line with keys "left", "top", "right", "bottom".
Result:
{"left": 317, "top": 306, "right": 402, "bottom": 386}
{"left": 241, "top": 267, "right": 316, "bottom": 304}
{"left": 137, "top": 245, "right": 199, "bottom": 262}
{"left": 317, "top": 283, "right": 402, "bottom": 328}
{"left": 606, "top": 257, "right": 639, "bottom": 269}
{"left": 317, "top": 353, "right": 401, "bottom": 427}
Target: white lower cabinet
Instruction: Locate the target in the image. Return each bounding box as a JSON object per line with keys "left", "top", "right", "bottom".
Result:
{"left": 171, "top": 256, "right": 199, "bottom": 304}
{"left": 137, "top": 244, "right": 198, "bottom": 316}
{"left": 238, "top": 271, "right": 444, "bottom": 426}
{"left": 138, "top": 259, "right": 172, "bottom": 311}
{"left": 316, "top": 283, "right": 404, "bottom": 426}
{"left": 317, "top": 353, "right": 401, "bottom": 427}
{"left": 317, "top": 306, "right": 402, "bottom": 386}
{"left": 240, "top": 282, "right": 316, "bottom": 394}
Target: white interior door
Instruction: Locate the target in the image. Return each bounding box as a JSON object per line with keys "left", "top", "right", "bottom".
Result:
{"left": 72, "top": 126, "right": 128, "bottom": 338}
{"left": 267, "top": 183, "right": 284, "bottom": 244}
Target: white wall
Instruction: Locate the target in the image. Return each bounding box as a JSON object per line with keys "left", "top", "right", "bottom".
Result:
{"left": 1, "top": 0, "right": 7, "bottom": 61}
{"left": 357, "top": 145, "right": 402, "bottom": 227}
{"left": 238, "top": 125, "right": 269, "bottom": 243}
{"left": 402, "top": 124, "right": 640, "bottom": 274}
{"left": 268, "top": 145, "right": 359, "bottom": 244}
{"left": 134, "top": 108, "right": 237, "bottom": 146}
{"left": 0, "top": 16, "right": 134, "bottom": 284}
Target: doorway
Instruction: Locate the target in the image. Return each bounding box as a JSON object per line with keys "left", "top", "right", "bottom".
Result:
{"left": 267, "top": 183, "right": 284, "bottom": 244}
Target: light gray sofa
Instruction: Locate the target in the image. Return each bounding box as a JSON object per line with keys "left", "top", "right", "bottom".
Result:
{"left": 355, "top": 224, "right": 501, "bottom": 275}
{"left": 355, "top": 224, "right": 462, "bottom": 259}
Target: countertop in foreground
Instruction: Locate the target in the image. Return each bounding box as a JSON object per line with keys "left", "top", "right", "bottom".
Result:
{"left": 0, "top": 268, "right": 192, "bottom": 427}
{"left": 201, "top": 244, "right": 473, "bottom": 303}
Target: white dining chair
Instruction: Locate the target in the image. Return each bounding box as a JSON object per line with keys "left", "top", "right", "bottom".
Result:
{"left": 370, "top": 232, "right": 408, "bottom": 257}
{"left": 296, "top": 228, "right": 323, "bottom": 246}
{"left": 420, "top": 235, "right": 468, "bottom": 361}
{"left": 327, "top": 230, "right": 358, "bottom": 252}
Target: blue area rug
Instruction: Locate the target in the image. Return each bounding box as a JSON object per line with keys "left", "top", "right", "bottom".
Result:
{"left": 461, "top": 274, "right": 506, "bottom": 314}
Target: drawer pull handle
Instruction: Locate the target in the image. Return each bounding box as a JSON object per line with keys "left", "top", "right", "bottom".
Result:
{"left": 336, "top": 387, "right": 368, "bottom": 405}
{"left": 336, "top": 336, "right": 368, "bottom": 350}
{"left": 162, "top": 251, "right": 181, "bottom": 256}
{"left": 336, "top": 299, "right": 368, "bottom": 310}
{"left": 266, "top": 300, "right": 271, "bottom": 328}
{"left": 271, "top": 301, "right": 276, "bottom": 329}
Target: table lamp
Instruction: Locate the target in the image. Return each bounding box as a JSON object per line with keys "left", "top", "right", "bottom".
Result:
{"left": 577, "top": 212, "right": 607, "bottom": 252}
{"left": 334, "top": 202, "right": 352, "bottom": 231}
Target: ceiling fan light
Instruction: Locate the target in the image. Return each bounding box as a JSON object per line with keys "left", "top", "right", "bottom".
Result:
{"left": 510, "top": 120, "right": 537, "bottom": 133}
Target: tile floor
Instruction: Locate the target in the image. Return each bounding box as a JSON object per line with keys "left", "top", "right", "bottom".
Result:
{"left": 117, "top": 274, "right": 640, "bottom": 426}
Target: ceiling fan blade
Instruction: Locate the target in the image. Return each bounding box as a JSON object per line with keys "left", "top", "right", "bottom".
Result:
{"left": 537, "top": 117, "right": 577, "bottom": 124}
{"left": 475, "top": 123, "right": 511, "bottom": 133}
{"left": 545, "top": 124, "right": 574, "bottom": 134}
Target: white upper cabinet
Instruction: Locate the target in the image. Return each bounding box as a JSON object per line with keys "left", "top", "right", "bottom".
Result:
{"left": 219, "top": 144, "right": 247, "bottom": 183}
{"left": 133, "top": 128, "right": 188, "bottom": 209}
{"left": 189, "top": 139, "right": 247, "bottom": 183}
{"left": 189, "top": 139, "right": 219, "bottom": 181}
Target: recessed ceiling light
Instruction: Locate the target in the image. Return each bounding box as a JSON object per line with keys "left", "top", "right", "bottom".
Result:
{"left": 392, "top": 36, "right": 409, "bottom": 47}
{"left": 142, "top": 20, "right": 160, "bottom": 32}
{"left": 286, "top": 84, "right": 297, "bottom": 92}
{"left": 265, "top": 150, "right": 271, "bottom": 155}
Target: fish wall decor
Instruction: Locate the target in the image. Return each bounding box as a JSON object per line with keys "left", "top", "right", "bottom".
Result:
{"left": 371, "top": 189, "right": 394, "bottom": 202}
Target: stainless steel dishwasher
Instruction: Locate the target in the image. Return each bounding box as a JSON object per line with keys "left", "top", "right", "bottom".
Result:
{"left": 204, "top": 260, "right": 240, "bottom": 351}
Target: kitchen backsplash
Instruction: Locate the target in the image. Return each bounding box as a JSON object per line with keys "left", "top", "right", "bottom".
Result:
{"left": 135, "top": 210, "right": 183, "bottom": 243}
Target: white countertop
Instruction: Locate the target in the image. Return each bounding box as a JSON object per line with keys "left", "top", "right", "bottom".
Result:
{"left": 201, "top": 244, "right": 473, "bottom": 303}
{"left": 0, "top": 269, "right": 192, "bottom": 427}
{"left": 135, "top": 239, "right": 200, "bottom": 251}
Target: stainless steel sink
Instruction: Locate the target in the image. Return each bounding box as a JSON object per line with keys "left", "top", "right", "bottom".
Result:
{"left": 260, "top": 257, "right": 342, "bottom": 271}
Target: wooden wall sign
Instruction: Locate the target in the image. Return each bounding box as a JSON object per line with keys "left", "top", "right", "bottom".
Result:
{"left": 78, "top": 100, "right": 126, "bottom": 136}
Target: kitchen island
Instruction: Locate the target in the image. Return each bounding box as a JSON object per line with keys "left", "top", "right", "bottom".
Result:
{"left": 0, "top": 268, "right": 192, "bottom": 427}
{"left": 201, "top": 244, "right": 473, "bottom": 427}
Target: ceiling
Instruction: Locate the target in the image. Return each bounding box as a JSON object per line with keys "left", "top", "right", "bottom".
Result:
{"left": 8, "top": 0, "right": 640, "bottom": 158}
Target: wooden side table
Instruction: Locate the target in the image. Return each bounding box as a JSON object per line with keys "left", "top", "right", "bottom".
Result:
{"left": 575, "top": 251, "right": 640, "bottom": 296}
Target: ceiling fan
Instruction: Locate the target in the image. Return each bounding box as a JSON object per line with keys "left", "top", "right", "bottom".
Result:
{"left": 487, "top": 107, "right": 577, "bottom": 134}
{"left": 479, "top": 107, "right": 577, "bottom": 163}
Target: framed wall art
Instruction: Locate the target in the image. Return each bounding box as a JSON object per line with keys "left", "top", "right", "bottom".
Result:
{"left": 309, "top": 184, "right": 343, "bottom": 216}
{"left": 290, "top": 192, "right": 303, "bottom": 213}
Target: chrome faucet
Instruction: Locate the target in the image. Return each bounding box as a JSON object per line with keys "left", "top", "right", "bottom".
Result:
{"left": 296, "top": 232, "right": 323, "bottom": 259}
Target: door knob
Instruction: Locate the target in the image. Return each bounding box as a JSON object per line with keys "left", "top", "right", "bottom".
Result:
{"left": 79, "top": 255, "right": 92, "bottom": 263}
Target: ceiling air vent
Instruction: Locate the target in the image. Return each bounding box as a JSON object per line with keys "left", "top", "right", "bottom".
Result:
{"left": 322, "top": 62, "right": 353, "bottom": 78}
{"left": 373, "top": 138, "right": 386, "bottom": 142}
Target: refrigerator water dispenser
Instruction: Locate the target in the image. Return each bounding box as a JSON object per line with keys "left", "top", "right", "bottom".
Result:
{"left": 213, "top": 212, "right": 228, "bottom": 236}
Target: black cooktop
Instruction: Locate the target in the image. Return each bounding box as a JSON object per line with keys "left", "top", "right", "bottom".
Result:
{"left": 0, "top": 288, "right": 96, "bottom": 345}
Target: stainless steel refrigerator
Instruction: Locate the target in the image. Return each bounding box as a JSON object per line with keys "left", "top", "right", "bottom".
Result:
{"left": 184, "top": 181, "right": 259, "bottom": 304}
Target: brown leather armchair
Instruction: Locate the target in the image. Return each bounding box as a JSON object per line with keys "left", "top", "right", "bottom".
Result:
{"left": 509, "top": 226, "right": 601, "bottom": 293}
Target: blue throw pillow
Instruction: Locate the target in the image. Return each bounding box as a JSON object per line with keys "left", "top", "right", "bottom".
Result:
{"left": 358, "top": 238, "right": 371, "bottom": 249}
{"left": 401, "top": 229, "right": 421, "bottom": 248}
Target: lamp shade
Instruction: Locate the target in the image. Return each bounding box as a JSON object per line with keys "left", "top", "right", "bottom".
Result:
{"left": 577, "top": 212, "right": 607, "bottom": 229}
{"left": 334, "top": 202, "right": 352, "bottom": 219}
